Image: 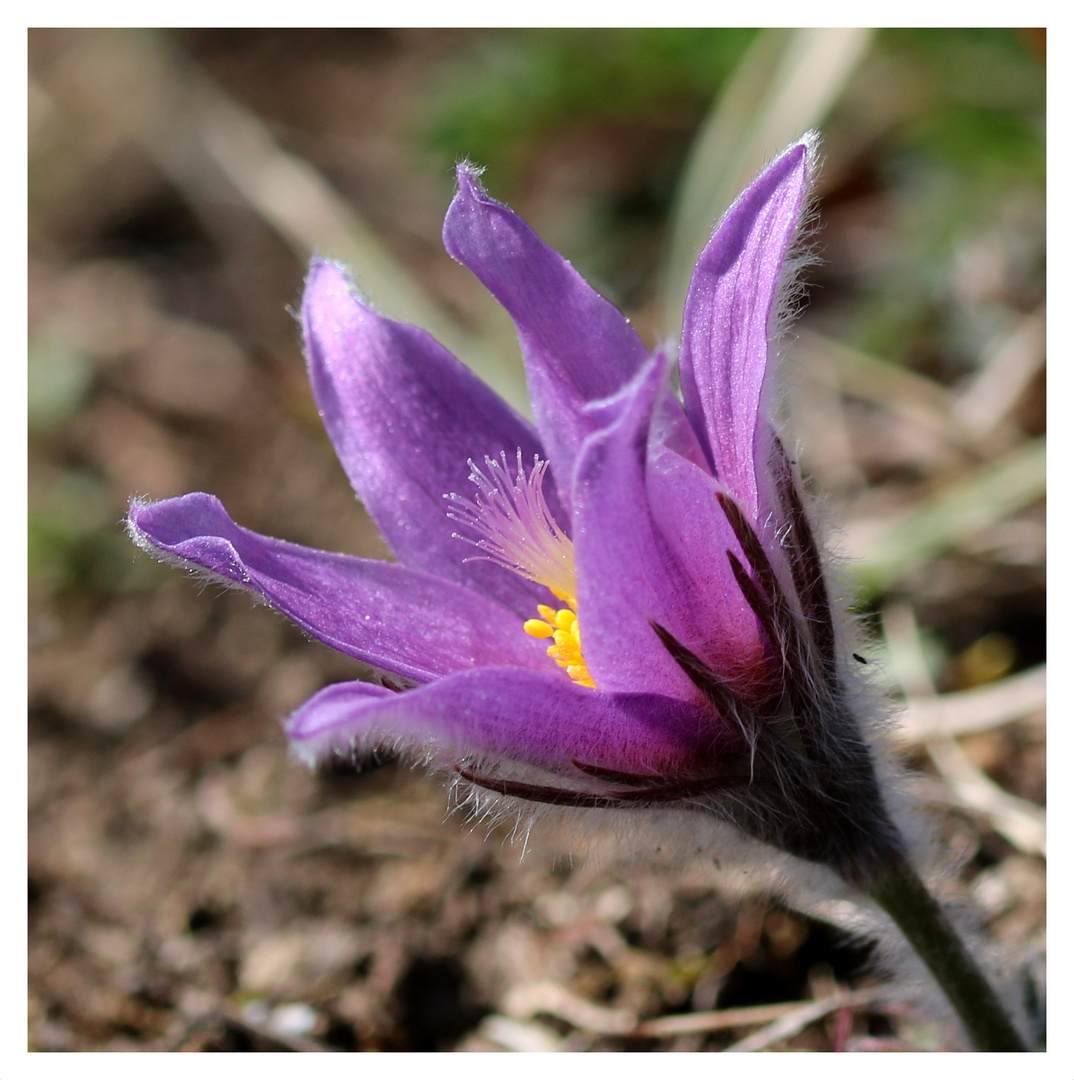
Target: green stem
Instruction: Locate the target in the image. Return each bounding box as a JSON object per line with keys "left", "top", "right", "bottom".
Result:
{"left": 869, "top": 856, "right": 1028, "bottom": 1052}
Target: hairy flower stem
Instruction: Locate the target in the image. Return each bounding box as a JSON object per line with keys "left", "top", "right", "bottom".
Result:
{"left": 869, "top": 856, "right": 1028, "bottom": 1051}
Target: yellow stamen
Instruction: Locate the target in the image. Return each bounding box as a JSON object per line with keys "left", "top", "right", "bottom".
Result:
{"left": 523, "top": 601, "right": 594, "bottom": 688}
{"left": 449, "top": 451, "right": 595, "bottom": 689}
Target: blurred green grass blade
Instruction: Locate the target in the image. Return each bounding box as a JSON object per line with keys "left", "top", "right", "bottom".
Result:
{"left": 65, "top": 30, "right": 529, "bottom": 413}
{"left": 796, "top": 329, "right": 968, "bottom": 446}
{"left": 663, "top": 27, "right": 873, "bottom": 330}
{"left": 854, "top": 438, "right": 1046, "bottom": 599}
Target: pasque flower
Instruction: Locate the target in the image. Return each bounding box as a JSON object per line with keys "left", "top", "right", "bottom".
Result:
{"left": 129, "top": 137, "right": 901, "bottom": 885}
{"left": 128, "top": 136, "right": 1034, "bottom": 1050}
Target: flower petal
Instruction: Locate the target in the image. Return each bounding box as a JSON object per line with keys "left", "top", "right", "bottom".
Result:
{"left": 302, "top": 257, "right": 556, "bottom": 615}
{"left": 128, "top": 493, "right": 548, "bottom": 683}
{"left": 286, "top": 667, "right": 738, "bottom": 780}
{"left": 679, "top": 138, "right": 812, "bottom": 518}
{"left": 443, "top": 166, "right": 649, "bottom": 497}
{"left": 572, "top": 352, "right": 732, "bottom": 701}
{"left": 644, "top": 443, "right": 772, "bottom": 701}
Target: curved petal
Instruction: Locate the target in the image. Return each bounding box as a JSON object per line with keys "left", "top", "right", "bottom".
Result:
{"left": 646, "top": 444, "right": 773, "bottom": 702}
{"left": 128, "top": 493, "right": 549, "bottom": 684}
{"left": 443, "top": 166, "right": 649, "bottom": 498}
{"left": 302, "top": 258, "right": 557, "bottom": 616}
{"left": 286, "top": 668, "right": 739, "bottom": 780}
{"left": 679, "top": 138, "right": 813, "bottom": 519}
{"left": 572, "top": 353, "right": 725, "bottom": 701}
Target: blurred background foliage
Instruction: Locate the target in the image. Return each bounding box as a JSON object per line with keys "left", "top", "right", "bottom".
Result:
{"left": 29, "top": 28, "right": 1044, "bottom": 1052}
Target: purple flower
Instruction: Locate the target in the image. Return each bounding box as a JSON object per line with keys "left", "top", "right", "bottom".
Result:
{"left": 129, "top": 137, "right": 900, "bottom": 884}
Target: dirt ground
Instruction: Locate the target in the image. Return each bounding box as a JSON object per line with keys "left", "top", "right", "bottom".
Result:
{"left": 29, "top": 29, "right": 1044, "bottom": 1052}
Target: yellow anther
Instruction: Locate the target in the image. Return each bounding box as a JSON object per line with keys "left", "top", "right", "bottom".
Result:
{"left": 450, "top": 450, "right": 595, "bottom": 688}
{"left": 524, "top": 602, "right": 593, "bottom": 688}
{"left": 450, "top": 452, "right": 593, "bottom": 687}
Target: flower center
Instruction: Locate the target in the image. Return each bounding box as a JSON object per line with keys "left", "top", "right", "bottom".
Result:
{"left": 446, "top": 451, "right": 595, "bottom": 688}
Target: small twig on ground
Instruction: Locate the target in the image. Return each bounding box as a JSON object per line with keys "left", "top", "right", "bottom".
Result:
{"left": 722, "top": 987, "right": 901, "bottom": 1052}
{"left": 632, "top": 986, "right": 898, "bottom": 1042}
{"left": 898, "top": 664, "right": 1045, "bottom": 742}
{"left": 503, "top": 981, "right": 636, "bottom": 1036}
